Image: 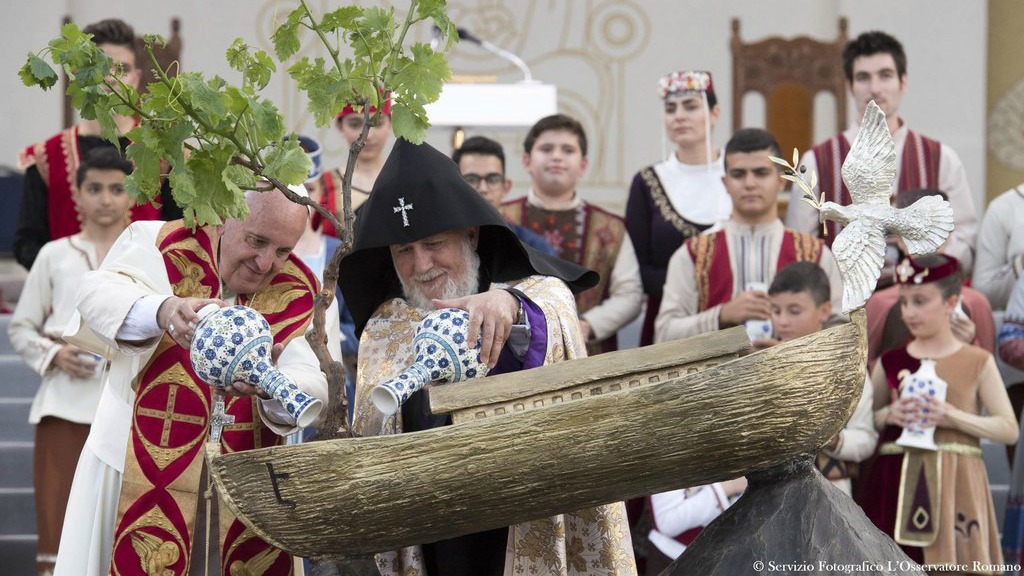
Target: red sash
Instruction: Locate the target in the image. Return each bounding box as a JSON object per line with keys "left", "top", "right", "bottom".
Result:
{"left": 687, "top": 228, "right": 822, "bottom": 311}
{"left": 315, "top": 170, "right": 341, "bottom": 238}
{"left": 108, "top": 222, "right": 318, "bottom": 576}
{"left": 314, "top": 169, "right": 369, "bottom": 238}
{"left": 20, "top": 126, "right": 164, "bottom": 242}
{"left": 813, "top": 129, "right": 941, "bottom": 244}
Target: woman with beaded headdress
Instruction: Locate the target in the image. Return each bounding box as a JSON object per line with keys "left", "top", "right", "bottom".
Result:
{"left": 625, "top": 70, "right": 732, "bottom": 347}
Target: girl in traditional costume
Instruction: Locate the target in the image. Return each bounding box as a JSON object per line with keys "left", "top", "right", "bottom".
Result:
{"left": 858, "top": 254, "right": 1018, "bottom": 573}
{"left": 625, "top": 70, "right": 732, "bottom": 347}
{"left": 316, "top": 97, "right": 393, "bottom": 237}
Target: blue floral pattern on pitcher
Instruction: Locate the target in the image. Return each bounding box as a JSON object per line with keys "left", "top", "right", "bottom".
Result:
{"left": 370, "top": 308, "right": 489, "bottom": 415}
{"left": 189, "top": 304, "right": 322, "bottom": 427}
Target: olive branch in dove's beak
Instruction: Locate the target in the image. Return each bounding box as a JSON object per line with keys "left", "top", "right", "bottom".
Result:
{"left": 769, "top": 150, "right": 827, "bottom": 237}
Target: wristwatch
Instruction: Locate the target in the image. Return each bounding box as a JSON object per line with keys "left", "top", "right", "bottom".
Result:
{"left": 512, "top": 297, "right": 528, "bottom": 325}
{"left": 506, "top": 288, "right": 527, "bottom": 325}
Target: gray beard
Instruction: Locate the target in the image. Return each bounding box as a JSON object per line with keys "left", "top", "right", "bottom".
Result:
{"left": 400, "top": 246, "right": 481, "bottom": 311}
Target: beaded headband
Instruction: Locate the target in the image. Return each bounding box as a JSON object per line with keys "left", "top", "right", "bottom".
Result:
{"left": 337, "top": 97, "right": 392, "bottom": 120}
{"left": 657, "top": 70, "right": 714, "bottom": 99}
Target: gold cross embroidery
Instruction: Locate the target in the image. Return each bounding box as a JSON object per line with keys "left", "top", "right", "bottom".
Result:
{"left": 136, "top": 385, "right": 205, "bottom": 447}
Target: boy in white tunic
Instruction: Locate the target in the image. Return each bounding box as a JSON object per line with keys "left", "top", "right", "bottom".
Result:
{"left": 8, "top": 147, "right": 134, "bottom": 575}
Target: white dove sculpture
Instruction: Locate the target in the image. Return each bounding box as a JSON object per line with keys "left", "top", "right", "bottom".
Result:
{"left": 777, "top": 100, "right": 954, "bottom": 313}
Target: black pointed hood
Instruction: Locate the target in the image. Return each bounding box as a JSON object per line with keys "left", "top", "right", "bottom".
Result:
{"left": 339, "top": 138, "right": 598, "bottom": 337}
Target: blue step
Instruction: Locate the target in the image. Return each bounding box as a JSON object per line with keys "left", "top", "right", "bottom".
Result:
{"left": 983, "top": 439, "right": 1012, "bottom": 486}
{"left": 0, "top": 399, "right": 33, "bottom": 443}
{"left": 993, "top": 484, "right": 1010, "bottom": 529}
{"left": 0, "top": 356, "right": 40, "bottom": 398}
{"left": 0, "top": 488, "right": 36, "bottom": 536}
{"left": 0, "top": 443, "right": 33, "bottom": 488}
{"left": 982, "top": 441, "right": 1012, "bottom": 528}
{"left": 0, "top": 315, "right": 14, "bottom": 355}
{"left": 0, "top": 535, "right": 37, "bottom": 576}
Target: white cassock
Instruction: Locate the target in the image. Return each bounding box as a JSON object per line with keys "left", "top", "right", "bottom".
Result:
{"left": 52, "top": 221, "right": 340, "bottom": 576}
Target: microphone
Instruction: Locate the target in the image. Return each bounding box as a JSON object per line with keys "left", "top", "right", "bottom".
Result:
{"left": 431, "top": 25, "right": 442, "bottom": 50}
{"left": 455, "top": 26, "right": 534, "bottom": 83}
{"left": 456, "top": 27, "right": 480, "bottom": 44}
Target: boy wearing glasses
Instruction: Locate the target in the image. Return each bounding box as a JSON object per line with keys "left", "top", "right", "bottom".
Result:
{"left": 453, "top": 136, "right": 556, "bottom": 256}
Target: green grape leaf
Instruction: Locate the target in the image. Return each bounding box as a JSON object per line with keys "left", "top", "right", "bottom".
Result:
{"left": 263, "top": 137, "right": 311, "bottom": 184}
{"left": 144, "top": 34, "right": 167, "bottom": 48}
{"left": 178, "top": 73, "right": 227, "bottom": 128}
{"left": 168, "top": 164, "right": 199, "bottom": 225}
{"left": 176, "top": 141, "right": 246, "bottom": 226}
{"left": 348, "top": 61, "right": 378, "bottom": 105}
{"left": 390, "top": 101, "right": 429, "bottom": 144}
{"left": 225, "top": 164, "right": 259, "bottom": 190}
{"left": 290, "top": 57, "right": 350, "bottom": 126}
{"left": 157, "top": 120, "right": 194, "bottom": 168}
{"left": 248, "top": 97, "right": 286, "bottom": 144}
{"left": 271, "top": 6, "right": 305, "bottom": 62}
{"left": 321, "top": 6, "right": 362, "bottom": 33}
{"left": 113, "top": 84, "right": 141, "bottom": 116}
{"left": 249, "top": 50, "right": 276, "bottom": 90}
{"left": 141, "top": 80, "right": 182, "bottom": 117}
{"left": 227, "top": 39, "right": 276, "bottom": 91}
{"left": 362, "top": 6, "right": 395, "bottom": 33}
{"left": 352, "top": 7, "right": 395, "bottom": 61}
{"left": 416, "top": 0, "right": 455, "bottom": 50}
{"left": 20, "top": 54, "right": 58, "bottom": 88}
{"left": 224, "top": 86, "right": 250, "bottom": 116}
{"left": 194, "top": 203, "right": 224, "bottom": 228}
{"left": 391, "top": 43, "right": 449, "bottom": 104}
{"left": 226, "top": 38, "right": 249, "bottom": 72}
{"left": 125, "top": 125, "right": 164, "bottom": 201}
{"left": 53, "top": 23, "right": 90, "bottom": 56}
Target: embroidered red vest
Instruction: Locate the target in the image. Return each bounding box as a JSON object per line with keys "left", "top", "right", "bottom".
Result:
{"left": 20, "top": 126, "right": 163, "bottom": 241}
{"left": 687, "top": 228, "right": 823, "bottom": 311}
{"left": 501, "top": 198, "right": 627, "bottom": 354}
{"left": 314, "top": 169, "right": 369, "bottom": 238}
{"left": 107, "top": 221, "right": 318, "bottom": 576}
{"left": 813, "top": 129, "right": 941, "bottom": 245}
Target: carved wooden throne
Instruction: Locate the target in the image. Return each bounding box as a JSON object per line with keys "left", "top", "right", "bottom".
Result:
{"left": 62, "top": 17, "right": 182, "bottom": 129}
{"left": 730, "top": 17, "right": 849, "bottom": 159}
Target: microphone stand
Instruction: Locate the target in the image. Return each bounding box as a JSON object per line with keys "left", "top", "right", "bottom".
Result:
{"left": 458, "top": 28, "right": 536, "bottom": 84}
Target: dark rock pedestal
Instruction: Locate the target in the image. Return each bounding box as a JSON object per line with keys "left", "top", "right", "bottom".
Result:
{"left": 664, "top": 457, "right": 922, "bottom": 575}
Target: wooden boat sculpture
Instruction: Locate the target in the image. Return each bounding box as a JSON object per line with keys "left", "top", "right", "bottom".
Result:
{"left": 206, "top": 311, "right": 867, "bottom": 558}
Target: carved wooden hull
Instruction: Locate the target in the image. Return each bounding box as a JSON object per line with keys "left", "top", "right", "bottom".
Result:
{"left": 208, "top": 312, "right": 867, "bottom": 558}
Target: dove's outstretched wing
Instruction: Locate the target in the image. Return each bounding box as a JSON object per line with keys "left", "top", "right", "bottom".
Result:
{"left": 892, "top": 195, "right": 956, "bottom": 256}
{"left": 831, "top": 219, "right": 886, "bottom": 313}
{"left": 841, "top": 101, "right": 896, "bottom": 206}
